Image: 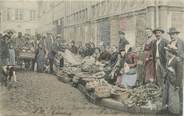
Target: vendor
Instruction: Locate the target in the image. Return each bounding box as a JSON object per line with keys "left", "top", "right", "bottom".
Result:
{"left": 70, "top": 41, "right": 78, "bottom": 54}
{"left": 116, "top": 45, "right": 138, "bottom": 88}
{"left": 109, "top": 48, "right": 126, "bottom": 85}
{"left": 92, "top": 47, "right": 101, "bottom": 61}
{"left": 83, "top": 43, "right": 94, "bottom": 57}
{"left": 98, "top": 46, "right": 112, "bottom": 62}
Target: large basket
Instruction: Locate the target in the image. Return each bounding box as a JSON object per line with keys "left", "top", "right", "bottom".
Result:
{"left": 94, "top": 86, "right": 111, "bottom": 98}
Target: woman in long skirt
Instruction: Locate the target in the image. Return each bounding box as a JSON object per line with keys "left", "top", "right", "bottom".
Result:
{"left": 144, "top": 28, "right": 156, "bottom": 83}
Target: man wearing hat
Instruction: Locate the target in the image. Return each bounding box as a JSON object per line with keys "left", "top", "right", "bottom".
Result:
{"left": 167, "top": 27, "right": 184, "bottom": 114}
{"left": 118, "top": 31, "right": 129, "bottom": 51}
{"left": 152, "top": 28, "right": 169, "bottom": 109}
{"left": 153, "top": 28, "right": 168, "bottom": 86}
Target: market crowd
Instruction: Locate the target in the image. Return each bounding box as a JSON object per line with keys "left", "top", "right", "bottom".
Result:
{"left": 0, "top": 27, "right": 183, "bottom": 115}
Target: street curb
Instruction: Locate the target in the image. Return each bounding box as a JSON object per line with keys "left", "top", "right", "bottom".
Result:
{"left": 99, "top": 98, "right": 161, "bottom": 114}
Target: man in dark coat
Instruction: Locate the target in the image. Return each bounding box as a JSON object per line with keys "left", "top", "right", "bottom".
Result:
{"left": 47, "top": 50, "right": 57, "bottom": 74}
{"left": 1, "top": 34, "right": 10, "bottom": 65}
{"left": 167, "top": 27, "right": 184, "bottom": 114}
{"left": 153, "top": 28, "right": 169, "bottom": 111}
{"left": 70, "top": 41, "right": 78, "bottom": 54}
{"left": 118, "top": 31, "right": 129, "bottom": 51}
{"left": 84, "top": 43, "right": 94, "bottom": 57}
{"left": 153, "top": 28, "right": 168, "bottom": 87}
{"left": 98, "top": 46, "right": 112, "bottom": 62}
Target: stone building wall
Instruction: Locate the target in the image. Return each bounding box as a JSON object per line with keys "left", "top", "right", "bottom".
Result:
{"left": 38, "top": 0, "right": 184, "bottom": 48}
{"left": 0, "top": 0, "right": 39, "bottom": 34}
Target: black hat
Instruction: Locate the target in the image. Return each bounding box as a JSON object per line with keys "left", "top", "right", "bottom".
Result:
{"left": 153, "top": 28, "right": 165, "bottom": 34}
{"left": 168, "top": 27, "right": 180, "bottom": 34}
{"left": 119, "top": 31, "right": 125, "bottom": 35}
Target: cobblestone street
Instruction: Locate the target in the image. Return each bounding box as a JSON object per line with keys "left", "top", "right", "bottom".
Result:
{"left": 0, "top": 72, "right": 173, "bottom": 116}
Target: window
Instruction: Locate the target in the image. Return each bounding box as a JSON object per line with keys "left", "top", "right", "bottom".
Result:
{"left": 15, "top": 9, "right": 24, "bottom": 20}
{"left": 7, "top": 8, "right": 11, "bottom": 21}
{"left": 25, "top": 29, "right": 31, "bottom": 34}
{"left": 30, "top": 10, "right": 36, "bottom": 21}
{"left": 7, "top": 8, "right": 16, "bottom": 21}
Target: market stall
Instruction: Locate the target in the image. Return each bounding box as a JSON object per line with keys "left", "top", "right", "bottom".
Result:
{"left": 17, "top": 47, "right": 35, "bottom": 70}
{"left": 55, "top": 49, "right": 163, "bottom": 114}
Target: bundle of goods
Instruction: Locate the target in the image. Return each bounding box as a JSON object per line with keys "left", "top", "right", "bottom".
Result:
{"left": 125, "top": 83, "right": 161, "bottom": 107}
{"left": 91, "top": 71, "right": 105, "bottom": 79}
{"left": 56, "top": 69, "right": 72, "bottom": 83}
{"left": 81, "top": 57, "right": 104, "bottom": 73}
{"left": 110, "top": 86, "right": 129, "bottom": 102}
{"left": 56, "top": 70, "right": 65, "bottom": 76}
{"left": 62, "top": 66, "right": 81, "bottom": 75}
{"left": 94, "top": 85, "right": 111, "bottom": 98}
{"left": 85, "top": 79, "right": 99, "bottom": 90}
{"left": 85, "top": 79, "right": 112, "bottom": 98}
{"left": 58, "top": 50, "right": 82, "bottom": 66}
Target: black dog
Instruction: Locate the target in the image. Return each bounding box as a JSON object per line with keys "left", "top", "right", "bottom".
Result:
{"left": 1, "top": 65, "right": 16, "bottom": 87}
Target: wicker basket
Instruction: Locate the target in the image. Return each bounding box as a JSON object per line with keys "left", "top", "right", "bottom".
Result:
{"left": 94, "top": 86, "right": 111, "bottom": 98}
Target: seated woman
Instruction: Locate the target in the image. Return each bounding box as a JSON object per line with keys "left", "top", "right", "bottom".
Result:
{"left": 98, "top": 46, "right": 112, "bottom": 63}
{"left": 92, "top": 48, "right": 101, "bottom": 61}
{"left": 108, "top": 48, "right": 125, "bottom": 85}
{"left": 116, "top": 46, "right": 138, "bottom": 88}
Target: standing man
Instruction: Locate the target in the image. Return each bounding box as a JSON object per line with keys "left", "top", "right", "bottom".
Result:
{"left": 35, "top": 43, "right": 46, "bottom": 73}
{"left": 153, "top": 28, "right": 168, "bottom": 110}
{"left": 167, "top": 27, "right": 184, "bottom": 114}
{"left": 1, "top": 34, "right": 10, "bottom": 65}
{"left": 153, "top": 28, "right": 168, "bottom": 86}
{"left": 45, "top": 33, "right": 54, "bottom": 52}
{"left": 118, "top": 31, "right": 129, "bottom": 51}
{"left": 16, "top": 32, "right": 25, "bottom": 51}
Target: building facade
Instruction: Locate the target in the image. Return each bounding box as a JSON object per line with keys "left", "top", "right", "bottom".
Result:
{"left": 39, "top": 0, "right": 184, "bottom": 48}
{"left": 0, "top": 0, "right": 39, "bottom": 35}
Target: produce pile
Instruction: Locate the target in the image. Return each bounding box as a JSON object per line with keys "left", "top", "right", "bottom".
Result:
{"left": 125, "top": 83, "right": 162, "bottom": 107}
